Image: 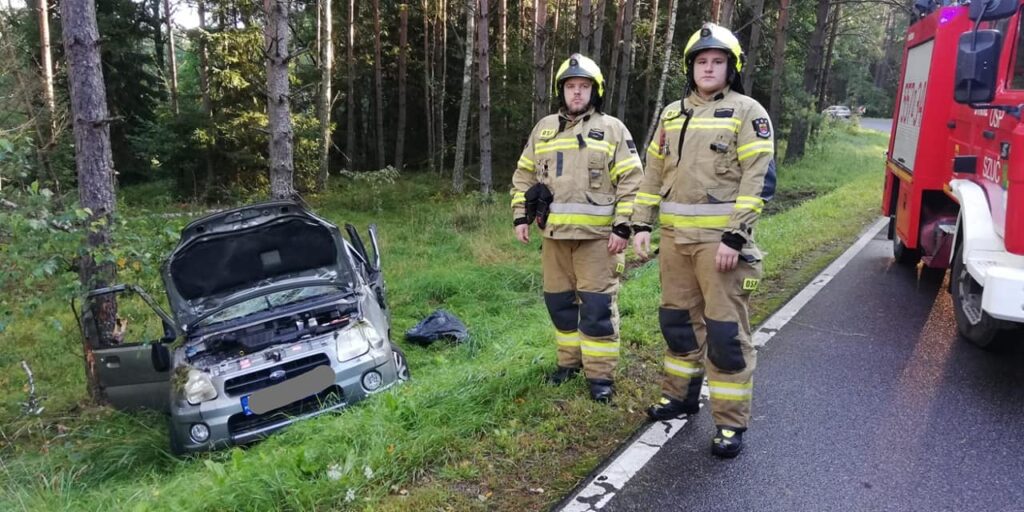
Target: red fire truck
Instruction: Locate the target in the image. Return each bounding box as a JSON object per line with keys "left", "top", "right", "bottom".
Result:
{"left": 882, "top": 0, "right": 1023, "bottom": 347}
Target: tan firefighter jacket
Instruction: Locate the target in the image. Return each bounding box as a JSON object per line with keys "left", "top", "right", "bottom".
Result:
{"left": 632, "top": 88, "right": 777, "bottom": 256}
{"left": 511, "top": 107, "right": 643, "bottom": 240}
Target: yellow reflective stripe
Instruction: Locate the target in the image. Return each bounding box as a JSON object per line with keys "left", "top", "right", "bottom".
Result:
{"left": 511, "top": 191, "right": 526, "bottom": 206}
{"left": 610, "top": 157, "right": 642, "bottom": 181}
{"left": 547, "top": 213, "right": 614, "bottom": 226}
{"left": 734, "top": 195, "right": 764, "bottom": 213}
{"left": 647, "top": 146, "right": 665, "bottom": 160}
{"left": 636, "top": 192, "right": 662, "bottom": 206}
{"left": 664, "top": 357, "right": 702, "bottom": 377}
{"left": 616, "top": 204, "right": 634, "bottom": 215}
{"left": 587, "top": 139, "right": 614, "bottom": 155}
{"left": 518, "top": 156, "right": 536, "bottom": 172}
{"left": 535, "top": 138, "right": 614, "bottom": 156}
{"left": 737, "top": 140, "right": 774, "bottom": 161}
{"left": 734, "top": 203, "right": 761, "bottom": 213}
{"left": 556, "top": 329, "right": 581, "bottom": 347}
{"left": 708, "top": 380, "right": 753, "bottom": 401}
{"left": 581, "top": 339, "right": 620, "bottom": 357}
{"left": 660, "top": 213, "right": 731, "bottom": 228}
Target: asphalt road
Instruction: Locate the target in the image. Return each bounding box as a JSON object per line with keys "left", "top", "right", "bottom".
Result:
{"left": 860, "top": 117, "right": 892, "bottom": 133}
{"left": 565, "top": 224, "right": 1024, "bottom": 512}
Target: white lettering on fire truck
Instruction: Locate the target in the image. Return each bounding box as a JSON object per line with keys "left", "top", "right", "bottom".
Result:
{"left": 982, "top": 155, "right": 1002, "bottom": 185}
{"left": 989, "top": 109, "right": 1005, "bottom": 128}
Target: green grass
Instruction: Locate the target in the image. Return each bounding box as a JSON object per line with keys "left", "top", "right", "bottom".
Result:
{"left": 0, "top": 124, "right": 888, "bottom": 511}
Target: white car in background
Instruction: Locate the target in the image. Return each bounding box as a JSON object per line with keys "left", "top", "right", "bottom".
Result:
{"left": 822, "top": 105, "right": 852, "bottom": 119}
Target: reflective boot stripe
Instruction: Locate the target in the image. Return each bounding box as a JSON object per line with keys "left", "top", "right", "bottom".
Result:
{"left": 664, "top": 356, "right": 703, "bottom": 377}
{"left": 581, "top": 339, "right": 620, "bottom": 357}
{"left": 556, "top": 329, "right": 581, "bottom": 347}
{"left": 708, "top": 380, "right": 753, "bottom": 401}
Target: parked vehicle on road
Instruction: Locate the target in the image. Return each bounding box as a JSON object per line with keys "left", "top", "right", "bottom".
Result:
{"left": 881, "top": 0, "right": 1024, "bottom": 348}
{"left": 78, "top": 201, "right": 409, "bottom": 454}
{"left": 822, "top": 105, "right": 852, "bottom": 118}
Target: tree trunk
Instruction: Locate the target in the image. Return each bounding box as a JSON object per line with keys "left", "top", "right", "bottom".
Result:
{"left": 592, "top": 0, "right": 605, "bottom": 63}
{"left": 346, "top": 0, "right": 356, "bottom": 169}
{"left": 38, "top": 0, "right": 55, "bottom": 133}
{"left": 641, "top": 0, "right": 659, "bottom": 128}
{"left": 197, "top": 0, "right": 215, "bottom": 198}
{"left": 532, "top": 0, "right": 548, "bottom": 122}
{"left": 61, "top": 0, "right": 118, "bottom": 404}
{"left": 579, "top": 0, "right": 591, "bottom": 53}
{"left": 768, "top": 0, "right": 790, "bottom": 130}
{"left": 164, "top": 0, "right": 179, "bottom": 115}
{"left": 710, "top": 0, "right": 720, "bottom": 22}
{"left": 605, "top": 0, "right": 625, "bottom": 104}
{"left": 438, "top": 0, "right": 449, "bottom": 173}
{"left": 614, "top": 0, "right": 635, "bottom": 120}
{"left": 549, "top": 0, "right": 559, "bottom": 87}
{"left": 720, "top": 0, "right": 735, "bottom": 27}
{"left": 784, "top": 0, "right": 829, "bottom": 164}
{"left": 423, "top": 0, "right": 435, "bottom": 173}
{"left": 477, "top": 0, "right": 492, "bottom": 195}
{"left": 264, "top": 0, "right": 294, "bottom": 199}
{"left": 742, "top": 0, "right": 766, "bottom": 94}
{"left": 152, "top": 0, "right": 164, "bottom": 71}
{"left": 818, "top": 3, "right": 841, "bottom": 111}
{"left": 396, "top": 4, "right": 408, "bottom": 171}
{"left": 642, "top": 0, "right": 677, "bottom": 155}
{"left": 500, "top": 0, "right": 508, "bottom": 83}
{"left": 373, "top": 0, "right": 386, "bottom": 169}
{"left": 317, "top": 0, "right": 333, "bottom": 189}
{"left": 453, "top": 0, "right": 476, "bottom": 192}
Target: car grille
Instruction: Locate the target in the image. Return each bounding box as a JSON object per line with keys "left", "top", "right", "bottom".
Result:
{"left": 223, "top": 353, "right": 332, "bottom": 396}
{"left": 227, "top": 385, "right": 344, "bottom": 439}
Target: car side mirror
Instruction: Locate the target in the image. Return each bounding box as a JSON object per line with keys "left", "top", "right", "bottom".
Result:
{"left": 151, "top": 342, "right": 171, "bottom": 372}
{"left": 969, "top": 0, "right": 1017, "bottom": 21}
{"left": 954, "top": 30, "right": 1002, "bottom": 104}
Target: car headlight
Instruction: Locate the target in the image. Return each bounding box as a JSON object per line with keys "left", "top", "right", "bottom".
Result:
{"left": 357, "top": 319, "right": 385, "bottom": 349}
{"left": 335, "top": 321, "right": 372, "bottom": 361}
{"left": 184, "top": 369, "right": 218, "bottom": 405}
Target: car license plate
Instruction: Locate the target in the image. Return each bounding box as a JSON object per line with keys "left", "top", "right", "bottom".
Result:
{"left": 242, "top": 365, "right": 334, "bottom": 416}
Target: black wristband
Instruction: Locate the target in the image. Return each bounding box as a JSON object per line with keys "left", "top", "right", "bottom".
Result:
{"left": 721, "top": 232, "right": 745, "bottom": 251}
{"left": 632, "top": 225, "right": 652, "bottom": 233}
{"left": 612, "top": 224, "right": 632, "bottom": 239}
{"left": 513, "top": 217, "right": 529, "bottom": 226}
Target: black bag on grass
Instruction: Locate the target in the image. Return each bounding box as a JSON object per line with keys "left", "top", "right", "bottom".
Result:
{"left": 404, "top": 309, "right": 469, "bottom": 346}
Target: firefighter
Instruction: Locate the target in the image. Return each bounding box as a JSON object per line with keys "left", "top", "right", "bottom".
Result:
{"left": 511, "top": 54, "right": 643, "bottom": 403}
{"left": 631, "top": 23, "right": 776, "bottom": 457}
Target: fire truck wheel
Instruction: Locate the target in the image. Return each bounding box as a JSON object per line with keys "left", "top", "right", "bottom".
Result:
{"left": 893, "top": 235, "right": 921, "bottom": 266}
{"left": 951, "top": 242, "right": 1006, "bottom": 349}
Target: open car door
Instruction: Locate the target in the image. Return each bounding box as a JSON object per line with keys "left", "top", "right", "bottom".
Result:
{"left": 77, "top": 285, "right": 180, "bottom": 411}
{"left": 345, "top": 224, "right": 388, "bottom": 315}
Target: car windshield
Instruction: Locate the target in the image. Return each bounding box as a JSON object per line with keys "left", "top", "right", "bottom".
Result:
{"left": 197, "top": 285, "right": 342, "bottom": 327}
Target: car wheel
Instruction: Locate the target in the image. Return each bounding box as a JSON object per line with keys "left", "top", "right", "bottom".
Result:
{"left": 952, "top": 241, "right": 1006, "bottom": 349}
{"left": 392, "top": 346, "right": 411, "bottom": 381}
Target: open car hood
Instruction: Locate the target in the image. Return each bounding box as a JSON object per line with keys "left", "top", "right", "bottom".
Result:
{"left": 162, "top": 201, "right": 358, "bottom": 330}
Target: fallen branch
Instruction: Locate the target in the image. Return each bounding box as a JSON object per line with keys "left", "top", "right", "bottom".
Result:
{"left": 0, "top": 198, "right": 17, "bottom": 209}
{"left": 20, "top": 360, "right": 44, "bottom": 416}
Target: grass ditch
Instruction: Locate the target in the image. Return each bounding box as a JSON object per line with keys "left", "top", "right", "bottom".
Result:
{"left": 0, "top": 124, "right": 888, "bottom": 511}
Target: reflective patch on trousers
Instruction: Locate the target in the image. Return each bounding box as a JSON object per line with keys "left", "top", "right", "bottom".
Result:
{"left": 706, "top": 318, "right": 745, "bottom": 372}
{"left": 659, "top": 307, "right": 699, "bottom": 354}
{"left": 578, "top": 291, "right": 614, "bottom": 337}
{"left": 544, "top": 291, "right": 579, "bottom": 331}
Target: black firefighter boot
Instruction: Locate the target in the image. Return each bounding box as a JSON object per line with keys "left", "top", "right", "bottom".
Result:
{"left": 587, "top": 379, "right": 614, "bottom": 403}
{"left": 646, "top": 376, "right": 702, "bottom": 421}
{"left": 711, "top": 426, "right": 745, "bottom": 458}
{"left": 547, "top": 366, "right": 580, "bottom": 385}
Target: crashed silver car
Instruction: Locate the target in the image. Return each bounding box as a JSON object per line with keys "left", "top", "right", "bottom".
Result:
{"left": 81, "top": 201, "right": 409, "bottom": 454}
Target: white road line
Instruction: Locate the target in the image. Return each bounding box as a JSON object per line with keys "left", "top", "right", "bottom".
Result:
{"left": 556, "top": 217, "right": 888, "bottom": 512}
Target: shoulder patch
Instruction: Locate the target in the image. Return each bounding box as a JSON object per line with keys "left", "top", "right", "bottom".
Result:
{"left": 714, "top": 108, "right": 734, "bottom": 118}
{"left": 539, "top": 127, "right": 557, "bottom": 140}
{"left": 626, "top": 140, "right": 637, "bottom": 153}
{"left": 588, "top": 128, "right": 605, "bottom": 141}
{"left": 663, "top": 108, "right": 680, "bottom": 120}
{"left": 751, "top": 118, "right": 771, "bottom": 139}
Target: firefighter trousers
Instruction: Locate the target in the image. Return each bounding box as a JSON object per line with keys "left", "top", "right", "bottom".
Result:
{"left": 542, "top": 238, "right": 625, "bottom": 381}
{"left": 657, "top": 239, "right": 761, "bottom": 430}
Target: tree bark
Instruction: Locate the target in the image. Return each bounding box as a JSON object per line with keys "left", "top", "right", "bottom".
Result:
{"left": 317, "top": 0, "right": 333, "bottom": 189}
{"left": 453, "top": 0, "right": 475, "bottom": 192}
{"left": 768, "top": 0, "right": 790, "bottom": 130}
{"left": 720, "top": 0, "right": 735, "bottom": 27}
{"left": 164, "top": 0, "right": 179, "bottom": 115}
{"left": 438, "top": 0, "right": 449, "bottom": 173}
{"left": 641, "top": 0, "right": 659, "bottom": 128}
{"left": 784, "top": 0, "right": 830, "bottom": 164}
{"left": 197, "top": 0, "right": 215, "bottom": 198}
{"left": 818, "top": 3, "right": 841, "bottom": 112}
{"left": 614, "top": 0, "right": 635, "bottom": 120}
{"left": 605, "top": 0, "right": 625, "bottom": 105}
{"left": 500, "top": 0, "right": 508, "bottom": 83}
{"left": 396, "top": 4, "right": 409, "bottom": 171}
{"left": 423, "top": 0, "right": 435, "bottom": 173}
{"left": 61, "top": 0, "right": 118, "bottom": 404}
{"left": 592, "top": 0, "right": 605, "bottom": 63}
{"left": 532, "top": 0, "right": 548, "bottom": 122}
{"left": 579, "top": 0, "right": 591, "bottom": 53}
{"left": 152, "top": 0, "right": 164, "bottom": 71}
{"left": 38, "top": 0, "right": 55, "bottom": 133}
{"left": 642, "top": 0, "right": 677, "bottom": 155}
{"left": 710, "top": 0, "right": 721, "bottom": 23}
{"left": 742, "top": 0, "right": 766, "bottom": 94}
{"left": 346, "top": 0, "right": 356, "bottom": 169}
{"left": 264, "top": 0, "right": 294, "bottom": 199}
{"left": 373, "top": 0, "right": 386, "bottom": 169}
{"left": 477, "top": 0, "right": 492, "bottom": 195}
